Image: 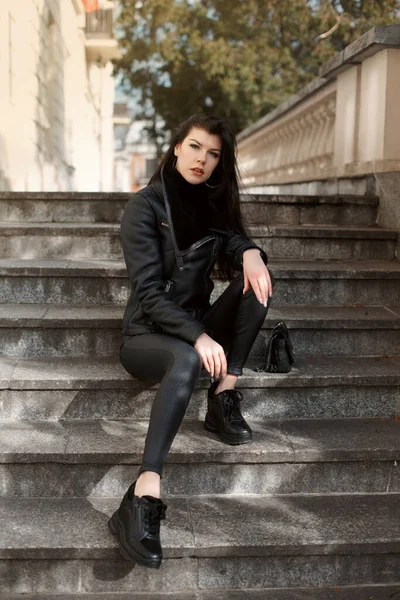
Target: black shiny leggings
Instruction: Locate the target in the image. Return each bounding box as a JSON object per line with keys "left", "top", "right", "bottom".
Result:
{"left": 120, "top": 273, "right": 270, "bottom": 477}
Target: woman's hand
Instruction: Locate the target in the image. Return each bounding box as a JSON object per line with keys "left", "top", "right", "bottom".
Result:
{"left": 242, "top": 249, "right": 272, "bottom": 306}
{"left": 194, "top": 333, "right": 227, "bottom": 379}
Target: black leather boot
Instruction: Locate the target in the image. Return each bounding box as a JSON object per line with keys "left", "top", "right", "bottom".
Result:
{"left": 108, "top": 480, "right": 167, "bottom": 568}
{"left": 204, "top": 380, "right": 253, "bottom": 444}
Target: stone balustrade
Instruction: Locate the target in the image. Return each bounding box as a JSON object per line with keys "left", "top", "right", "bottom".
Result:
{"left": 238, "top": 25, "right": 400, "bottom": 192}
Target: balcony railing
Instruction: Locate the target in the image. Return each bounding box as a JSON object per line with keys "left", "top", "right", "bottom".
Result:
{"left": 85, "top": 9, "right": 114, "bottom": 39}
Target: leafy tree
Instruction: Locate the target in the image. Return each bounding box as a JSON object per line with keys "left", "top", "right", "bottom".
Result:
{"left": 114, "top": 0, "right": 400, "bottom": 146}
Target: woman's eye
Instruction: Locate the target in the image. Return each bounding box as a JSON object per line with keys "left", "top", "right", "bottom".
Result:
{"left": 189, "top": 143, "right": 219, "bottom": 158}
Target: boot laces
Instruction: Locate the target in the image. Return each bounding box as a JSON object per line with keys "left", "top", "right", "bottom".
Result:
{"left": 223, "top": 389, "right": 244, "bottom": 420}
{"left": 142, "top": 498, "right": 167, "bottom": 535}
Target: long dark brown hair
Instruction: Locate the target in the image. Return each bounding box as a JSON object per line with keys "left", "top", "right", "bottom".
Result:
{"left": 148, "top": 113, "right": 252, "bottom": 281}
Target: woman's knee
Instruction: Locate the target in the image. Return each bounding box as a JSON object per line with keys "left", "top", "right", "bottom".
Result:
{"left": 119, "top": 334, "right": 177, "bottom": 382}
{"left": 119, "top": 333, "right": 202, "bottom": 387}
{"left": 175, "top": 346, "right": 202, "bottom": 380}
{"left": 162, "top": 348, "right": 201, "bottom": 414}
{"left": 241, "top": 279, "right": 271, "bottom": 318}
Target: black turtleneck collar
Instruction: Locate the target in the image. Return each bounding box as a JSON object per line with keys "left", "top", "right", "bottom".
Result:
{"left": 169, "top": 166, "right": 209, "bottom": 203}
{"left": 162, "top": 165, "right": 213, "bottom": 251}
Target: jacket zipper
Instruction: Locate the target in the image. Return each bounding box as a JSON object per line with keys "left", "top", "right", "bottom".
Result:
{"left": 204, "top": 242, "right": 217, "bottom": 293}
{"left": 181, "top": 235, "right": 216, "bottom": 256}
{"left": 148, "top": 280, "right": 174, "bottom": 325}
{"left": 164, "top": 238, "right": 215, "bottom": 302}
{"left": 158, "top": 167, "right": 185, "bottom": 271}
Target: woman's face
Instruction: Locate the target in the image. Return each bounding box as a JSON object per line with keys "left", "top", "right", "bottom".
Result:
{"left": 174, "top": 127, "right": 221, "bottom": 185}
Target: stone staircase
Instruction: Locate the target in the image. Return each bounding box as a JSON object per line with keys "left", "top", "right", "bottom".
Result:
{"left": 1, "top": 190, "right": 400, "bottom": 599}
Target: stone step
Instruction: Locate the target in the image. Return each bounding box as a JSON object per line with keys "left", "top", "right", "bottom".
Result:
{"left": 1, "top": 418, "right": 399, "bottom": 497}
{"left": 1, "top": 494, "right": 400, "bottom": 593}
{"left": 0, "top": 191, "right": 128, "bottom": 223}
{"left": 0, "top": 191, "right": 379, "bottom": 229}
{"left": 0, "top": 223, "right": 396, "bottom": 260}
{"left": 1, "top": 259, "right": 400, "bottom": 305}
{"left": 250, "top": 224, "right": 397, "bottom": 261}
{"left": 1, "top": 355, "right": 399, "bottom": 421}
{"left": 0, "top": 222, "right": 123, "bottom": 260}
{"left": 0, "top": 303, "right": 399, "bottom": 358}
{"left": 3, "top": 587, "right": 400, "bottom": 600}
{"left": 4, "top": 588, "right": 400, "bottom": 600}
{"left": 242, "top": 193, "right": 379, "bottom": 227}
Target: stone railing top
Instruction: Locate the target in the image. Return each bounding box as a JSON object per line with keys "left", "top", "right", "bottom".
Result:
{"left": 236, "top": 77, "right": 329, "bottom": 142}
{"left": 320, "top": 24, "right": 400, "bottom": 79}
{"left": 237, "top": 24, "right": 400, "bottom": 144}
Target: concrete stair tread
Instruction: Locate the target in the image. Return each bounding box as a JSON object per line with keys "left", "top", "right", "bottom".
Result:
{"left": 0, "top": 257, "right": 124, "bottom": 274}
{"left": 248, "top": 224, "right": 398, "bottom": 239}
{"left": 0, "top": 193, "right": 379, "bottom": 229}
{"left": 0, "top": 192, "right": 131, "bottom": 200}
{"left": 0, "top": 221, "right": 397, "bottom": 239}
{"left": 1, "top": 493, "right": 400, "bottom": 559}
{"left": 1, "top": 304, "right": 399, "bottom": 358}
{"left": 1, "top": 257, "right": 400, "bottom": 277}
{"left": 1, "top": 355, "right": 400, "bottom": 389}
{"left": 270, "top": 259, "right": 400, "bottom": 276}
{"left": 1, "top": 417, "right": 399, "bottom": 464}
{"left": 0, "top": 303, "right": 399, "bottom": 328}
{"left": 0, "top": 222, "right": 120, "bottom": 233}
{"left": 0, "top": 191, "right": 379, "bottom": 203}
{"left": 241, "top": 193, "right": 379, "bottom": 205}
{"left": 1, "top": 259, "right": 399, "bottom": 307}
{"left": 1, "top": 587, "right": 400, "bottom": 600}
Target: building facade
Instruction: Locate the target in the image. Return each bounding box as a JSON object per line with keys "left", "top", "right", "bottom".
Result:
{"left": 0, "top": 0, "right": 120, "bottom": 192}
{"left": 113, "top": 113, "right": 160, "bottom": 193}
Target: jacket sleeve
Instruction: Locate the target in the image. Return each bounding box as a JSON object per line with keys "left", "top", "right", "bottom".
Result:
{"left": 221, "top": 229, "right": 268, "bottom": 272}
{"left": 121, "top": 192, "right": 207, "bottom": 345}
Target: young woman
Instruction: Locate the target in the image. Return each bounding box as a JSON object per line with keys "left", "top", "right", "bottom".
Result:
{"left": 108, "top": 113, "right": 272, "bottom": 569}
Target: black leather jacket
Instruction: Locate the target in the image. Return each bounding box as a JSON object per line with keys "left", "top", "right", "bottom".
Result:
{"left": 121, "top": 167, "right": 268, "bottom": 345}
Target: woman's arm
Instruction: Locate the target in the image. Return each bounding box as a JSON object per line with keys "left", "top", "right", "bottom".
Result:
{"left": 242, "top": 248, "right": 273, "bottom": 307}
{"left": 221, "top": 229, "right": 268, "bottom": 272}
{"left": 220, "top": 230, "right": 272, "bottom": 306}
{"left": 121, "top": 192, "right": 207, "bottom": 345}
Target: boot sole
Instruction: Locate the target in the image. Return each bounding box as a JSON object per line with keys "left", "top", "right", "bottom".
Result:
{"left": 204, "top": 416, "right": 253, "bottom": 445}
{"left": 107, "top": 511, "right": 162, "bottom": 569}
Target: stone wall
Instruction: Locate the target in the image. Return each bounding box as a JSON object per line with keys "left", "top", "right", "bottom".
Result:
{"left": 375, "top": 172, "right": 400, "bottom": 231}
